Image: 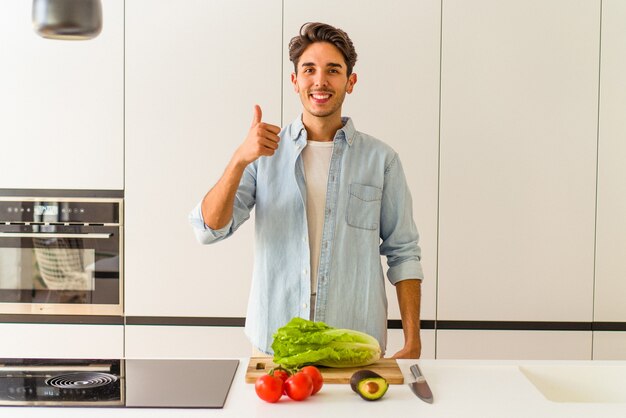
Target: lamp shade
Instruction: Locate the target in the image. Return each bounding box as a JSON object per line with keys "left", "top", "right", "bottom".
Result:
{"left": 32, "top": 0, "right": 102, "bottom": 40}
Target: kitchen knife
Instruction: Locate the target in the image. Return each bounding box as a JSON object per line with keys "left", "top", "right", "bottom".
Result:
{"left": 409, "top": 364, "right": 433, "bottom": 403}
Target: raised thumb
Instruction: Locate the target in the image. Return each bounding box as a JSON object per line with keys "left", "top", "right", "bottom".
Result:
{"left": 251, "top": 104, "right": 262, "bottom": 127}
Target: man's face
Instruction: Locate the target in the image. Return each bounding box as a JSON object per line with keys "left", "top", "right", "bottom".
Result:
{"left": 291, "top": 42, "right": 357, "bottom": 121}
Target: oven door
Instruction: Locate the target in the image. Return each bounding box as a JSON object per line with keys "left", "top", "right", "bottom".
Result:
{"left": 0, "top": 224, "right": 122, "bottom": 315}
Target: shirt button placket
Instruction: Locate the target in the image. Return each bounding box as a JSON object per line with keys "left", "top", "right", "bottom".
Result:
{"left": 316, "top": 139, "right": 343, "bottom": 323}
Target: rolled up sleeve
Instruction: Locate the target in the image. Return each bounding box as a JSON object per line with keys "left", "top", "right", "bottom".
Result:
{"left": 188, "top": 161, "right": 257, "bottom": 245}
{"left": 188, "top": 202, "right": 234, "bottom": 244}
{"left": 379, "top": 154, "right": 424, "bottom": 284}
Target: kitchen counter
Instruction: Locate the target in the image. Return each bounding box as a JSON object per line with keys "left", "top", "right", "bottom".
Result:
{"left": 2, "top": 358, "right": 626, "bottom": 417}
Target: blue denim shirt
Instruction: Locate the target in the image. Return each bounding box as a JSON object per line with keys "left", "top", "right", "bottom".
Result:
{"left": 189, "top": 116, "right": 423, "bottom": 354}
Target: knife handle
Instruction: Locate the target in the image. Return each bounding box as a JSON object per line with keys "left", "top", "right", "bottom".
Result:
{"left": 410, "top": 364, "right": 424, "bottom": 379}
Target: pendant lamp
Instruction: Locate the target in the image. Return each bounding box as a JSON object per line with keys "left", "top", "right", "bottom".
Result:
{"left": 32, "top": 0, "right": 102, "bottom": 40}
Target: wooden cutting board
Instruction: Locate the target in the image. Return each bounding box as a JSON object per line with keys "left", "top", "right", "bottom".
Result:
{"left": 245, "top": 357, "right": 404, "bottom": 384}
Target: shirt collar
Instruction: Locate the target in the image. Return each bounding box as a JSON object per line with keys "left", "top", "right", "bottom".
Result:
{"left": 289, "top": 115, "right": 356, "bottom": 146}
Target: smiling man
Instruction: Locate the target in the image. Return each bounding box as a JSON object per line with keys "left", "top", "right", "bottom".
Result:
{"left": 189, "top": 22, "right": 424, "bottom": 359}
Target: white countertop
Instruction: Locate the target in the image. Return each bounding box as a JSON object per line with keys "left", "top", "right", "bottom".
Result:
{"left": 3, "top": 358, "right": 626, "bottom": 418}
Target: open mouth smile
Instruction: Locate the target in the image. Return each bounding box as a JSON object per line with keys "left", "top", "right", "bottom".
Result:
{"left": 310, "top": 92, "right": 332, "bottom": 104}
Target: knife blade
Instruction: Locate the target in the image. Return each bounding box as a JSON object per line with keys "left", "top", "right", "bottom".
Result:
{"left": 409, "top": 364, "right": 433, "bottom": 403}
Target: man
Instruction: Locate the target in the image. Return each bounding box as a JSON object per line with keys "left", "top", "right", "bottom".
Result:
{"left": 189, "top": 22, "right": 423, "bottom": 358}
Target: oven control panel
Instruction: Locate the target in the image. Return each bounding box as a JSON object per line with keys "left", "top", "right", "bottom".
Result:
{"left": 0, "top": 199, "right": 120, "bottom": 224}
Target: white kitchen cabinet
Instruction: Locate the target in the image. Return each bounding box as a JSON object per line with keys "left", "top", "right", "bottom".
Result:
{"left": 124, "top": 0, "right": 282, "bottom": 317}
{"left": 0, "top": 0, "right": 123, "bottom": 190}
{"left": 437, "top": 0, "right": 599, "bottom": 324}
{"left": 437, "top": 330, "right": 592, "bottom": 360}
{"left": 124, "top": 326, "right": 435, "bottom": 359}
{"left": 0, "top": 324, "right": 123, "bottom": 359}
{"left": 125, "top": 326, "right": 252, "bottom": 359}
{"left": 594, "top": 0, "right": 626, "bottom": 323}
{"left": 283, "top": 0, "right": 441, "bottom": 322}
{"left": 593, "top": 332, "right": 626, "bottom": 360}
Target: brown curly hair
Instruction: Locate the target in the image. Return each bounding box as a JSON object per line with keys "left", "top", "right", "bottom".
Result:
{"left": 288, "top": 22, "right": 358, "bottom": 76}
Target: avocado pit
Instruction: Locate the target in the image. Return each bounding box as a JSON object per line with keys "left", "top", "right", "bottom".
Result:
{"left": 364, "top": 381, "right": 379, "bottom": 394}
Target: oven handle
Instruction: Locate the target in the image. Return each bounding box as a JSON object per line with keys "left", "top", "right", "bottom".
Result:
{"left": 0, "top": 364, "right": 113, "bottom": 373}
{"left": 0, "top": 232, "right": 112, "bottom": 239}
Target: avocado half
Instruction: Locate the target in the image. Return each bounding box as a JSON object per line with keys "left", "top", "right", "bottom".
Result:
{"left": 350, "top": 370, "right": 389, "bottom": 401}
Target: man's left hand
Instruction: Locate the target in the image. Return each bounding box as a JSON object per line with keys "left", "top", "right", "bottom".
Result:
{"left": 391, "top": 342, "right": 422, "bottom": 359}
{"left": 393, "top": 279, "right": 423, "bottom": 359}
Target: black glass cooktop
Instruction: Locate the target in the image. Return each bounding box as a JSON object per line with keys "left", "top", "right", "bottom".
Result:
{"left": 0, "top": 358, "right": 239, "bottom": 408}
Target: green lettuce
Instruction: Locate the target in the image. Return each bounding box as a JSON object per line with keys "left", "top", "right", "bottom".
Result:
{"left": 271, "top": 317, "right": 381, "bottom": 368}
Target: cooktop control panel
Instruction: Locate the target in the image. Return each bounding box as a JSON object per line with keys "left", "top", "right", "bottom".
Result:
{"left": 0, "top": 358, "right": 238, "bottom": 408}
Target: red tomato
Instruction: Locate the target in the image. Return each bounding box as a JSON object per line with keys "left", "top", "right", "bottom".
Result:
{"left": 255, "top": 374, "right": 283, "bottom": 403}
{"left": 271, "top": 368, "right": 291, "bottom": 395}
{"left": 272, "top": 368, "right": 291, "bottom": 384}
{"left": 300, "top": 366, "right": 324, "bottom": 395}
{"left": 284, "top": 372, "right": 313, "bottom": 401}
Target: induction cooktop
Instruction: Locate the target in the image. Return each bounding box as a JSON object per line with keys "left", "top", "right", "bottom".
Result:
{"left": 0, "top": 358, "right": 239, "bottom": 408}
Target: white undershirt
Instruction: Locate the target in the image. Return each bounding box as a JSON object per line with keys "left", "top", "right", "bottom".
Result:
{"left": 301, "top": 140, "right": 334, "bottom": 319}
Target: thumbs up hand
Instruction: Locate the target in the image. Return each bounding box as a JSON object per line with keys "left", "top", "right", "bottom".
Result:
{"left": 234, "top": 105, "right": 281, "bottom": 166}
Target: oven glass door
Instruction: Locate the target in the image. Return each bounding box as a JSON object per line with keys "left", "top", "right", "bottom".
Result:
{"left": 0, "top": 225, "right": 120, "bottom": 305}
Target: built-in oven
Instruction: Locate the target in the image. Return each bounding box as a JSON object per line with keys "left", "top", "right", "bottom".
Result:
{"left": 0, "top": 197, "right": 122, "bottom": 316}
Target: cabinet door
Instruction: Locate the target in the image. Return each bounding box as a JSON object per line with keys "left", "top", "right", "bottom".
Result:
{"left": 593, "top": 332, "right": 626, "bottom": 360}
{"left": 283, "top": 0, "right": 441, "bottom": 322}
{"left": 0, "top": 0, "right": 123, "bottom": 190}
{"left": 594, "top": 0, "right": 626, "bottom": 322}
{"left": 125, "top": 326, "right": 251, "bottom": 359}
{"left": 125, "top": 0, "right": 282, "bottom": 317}
{"left": 124, "top": 326, "right": 437, "bottom": 359}
{"left": 0, "top": 324, "right": 123, "bottom": 358}
{"left": 437, "top": 330, "right": 591, "bottom": 360}
{"left": 438, "top": 0, "right": 599, "bottom": 323}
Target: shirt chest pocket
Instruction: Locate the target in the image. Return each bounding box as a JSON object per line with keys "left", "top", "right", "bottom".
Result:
{"left": 346, "top": 183, "right": 383, "bottom": 230}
